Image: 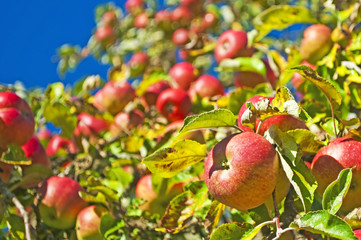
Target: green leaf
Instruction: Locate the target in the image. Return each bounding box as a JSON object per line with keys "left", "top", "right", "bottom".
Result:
{"left": 290, "top": 65, "right": 342, "bottom": 119}
{"left": 79, "top": 191, "right": 107, "bottom": 205}
{"left": 87, "top": 186, "right": 119, "bottom": 202}
{"left": 264, "top": 125, "right": 317, "bottom": 212}
{"left": 271, "top": 87, "right": 299, "bottom": 117}
{"left": 290, "top": 210, "right": 358, "bottom": 240}
{"left": 7, "top": 214, "right": 25, "bottom": 240}
{"left": 217, "top": 57, "right": 266, "bottom": 76}
{"left": 209, "top": 222, "right": 254, "bottom": 240}
{"left": 1, "top": 145, "right": 30, "bottom": 165}
{"left": 322, "top": 168, "right": 353, "bottom": 214}
{"left": 178, "top": 109, "right": 237, "bottom": 137}
{"left": 240, "top": 221, "right": 274, "bottom": 240}
{"left": 204, "top": 200, "right": 225, "bottom": 234}
{"left": 43, "top": 101, "right": 77, "bottom": 139}
{"left": 143, "top": 140, "right": 207, "bottom": 178}
{"left": 287, "top": 129, "right": 325, "bottom": 154}
{"left": 99, "top": 213, "right": 116, "bottom": 237}
{"left": 157, "top": 181, "right": 208, "bottom": 234}
{"left": 254, "top": 5, "right": 318, "bottom": 40}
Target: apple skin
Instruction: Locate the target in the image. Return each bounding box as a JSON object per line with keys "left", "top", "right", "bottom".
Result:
{"left": 204, "top": 132, "right": 279, "bottom": 210}
{"left": 110, "top": 109, "right": 144, "bottom": 136}
{"left": 128, "top": 52, "right": 148, "bottom": 77}
{"left": 300, "top": 24, "right": 332, "bottom": 64}
{"left": 169, "top": 62, "right": 198, "bottom": 90}
{"left": 75, "top": 112, "right": 109, "bottom": 137}
{"left": 291, "top": 61, "right": 316, "bottom": 92}
{"left": 134, "top": 12, "right": 148, "bottom": 28}
{"left": 38, "top": 176, "right": 88, "bottom": 229}
{"left": 93, "top": 81, "right": 136, "bottom": 115}
{"left": 311, "top": 137, "right": 361, "bottom": 212}
{"left": 172, "top": 28, "right": 190, "bottom": 46}
{"left": 100, "top": 11, "right": 117, "bottom": 27}
{"left": 135, "top": 174, "right": 184, "bottom": 215}
{"left": 46, "top": 135, "right": 78, "bottom": 156}
{"left": 21, "top": 136, "right": 51, "bottom": 169}
{"left": 156, "top": 88, "right": 192, "bottom": 122}
{"left": 142, "top": 81, "right": 171, "bottom": 108}
{"left": 202, "top": 12, "right": 218, "bottom": 29}
{"left": 171, "top": 6, "right": 192, "bottom": 25}
{"left": 237, "top": 95, "right": 307, "bottom": 135}
{"left": 354, "top": 229, "right": 361, "bottom": 239}
{"left": 0, "top": 92, "right": 35, "bottom": 148}
{"left": 36, "top": 127, "right": 52, "bottom": 141}
{"left": 125, "top": 0, "right": 143, "bottom": 14}
{"left": 214, "top": 30, "right": 248, "bottom": 63}
{"left": 0, "top": 161, "right": 13, "bottom": 183}
{"left": 188, "top": 74, "right": 224, "bottom": 99}
{"left": 94, "top": 25, "right": 116, "bottom": 47}
{"left": 234, "top": 71, "right": 268, "bottom": 89}
{"left": 76, "top": 205, "right": 108, "bottom": 240}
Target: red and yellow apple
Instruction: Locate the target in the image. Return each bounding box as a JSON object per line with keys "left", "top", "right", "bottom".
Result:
{"left": 76, "top": 205, "right": 108, "bottom": 240}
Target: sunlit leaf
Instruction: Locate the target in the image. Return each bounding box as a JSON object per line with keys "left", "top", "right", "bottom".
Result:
{"left": 209, "top": 222, "right": 254, "bottom": 240}
{"left": 204, "top": 200, "right": 225, "bottom": 234}
{"left": 1, "top": 145, "right": 30, "bottom": 165}
{"left": 217, "top": 57, "right": 266, "bottom": 76}
{"left": 287, "top": 129, "right": 325, "bottom": 154}
{"left": 136, "top": 71, "right": 170, "bottom": 96}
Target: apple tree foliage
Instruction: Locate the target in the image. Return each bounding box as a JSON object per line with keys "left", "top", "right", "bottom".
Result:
{"left": 1, "top": 0, "right": 361, "bottom": 239}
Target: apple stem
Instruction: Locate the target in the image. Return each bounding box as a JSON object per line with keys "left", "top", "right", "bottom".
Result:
{"left": 256, "top": 120, "right": 263, "bottom": 134}
{"left": 0, "top": 179, "right": 32, "bottom": 240}
{"left": 232, "top": 125, "right": 244, "bottom": 132}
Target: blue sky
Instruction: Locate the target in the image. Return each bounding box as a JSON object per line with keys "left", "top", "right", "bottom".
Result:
{"left": 0, "top": 1, "right": 126, "bottom": 89}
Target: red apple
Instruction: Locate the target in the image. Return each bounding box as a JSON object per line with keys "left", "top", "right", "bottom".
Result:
{"left": 141, "top": 80, "right": 171, "bottom": 107}
{"left": 134, "top": 12, "right": 148, "bottom": 28}
{"left": 156, "top": 88, "right": 192, "bottom": 122}
{"left": 291, "top": 61, "right": 316, "bottom": 92}
{"left": 125, "top": 0, "right": 143, "bottom": 14}
{"left": 128, "top": 52, "right": 148, "bottom": 77}
{"left": 237, "top": 95, "right": 307, "bottom": 135}
{"left": 76, "top": 205, "right": 108, "bottom": 240}
{"left": 204, "top": 132, "right": 279, "bottom": 210}
{"left": 155, "top": 10, "right": 171, "bottom": 23}
{"left": 135, "top": 174, "right": 183, "bottom": 214}
{"left": 0, "top": 92, "right": 35, "bottom": 148}
{"left": 354, "top": 229, "right": 361, "bottom": 239}
{"left": 214, "top": 30, "right": 248, "bottom": 63}
{"left": 234, "top": 71, "right": 268, "bottom": 89}
{"left": 110, "top": 109, "right": 144, "bottom": 136}
{"left": 188, "top": 74, "right": 224, "bottom": 99}
{"left": 169, "top": 62, "right": 198, "bottom": 90}
{"left": 100, "top": 11, "right": 117, "bottom": 27}
{"left": 300, "top": 24, "right": 332, "bottom": 64}
{"left": 171, "top": 6, "right": 192, "bottom": 25}
{"left": 202, "top": 12, "right": 218, "bottom": 29}
{"left": 36, "top": 127, "right": 52, "bottom": 141}
{"left": 93, "top": 81, "right": 136, "bottom": 115}
{"left": 94, "top": 25, "right": 116, "bottom": 47}
{"left": 21, "top": 136, "right": 51, "bottom": 169}
{"left": 46, "top": 135, "right": 78, "bottom": 156}
{"left": 38, "top": 176, "right": 88, "bottom": 229}
{"left": 75, "top": 112, "right": 109, "bottom": 137}
{"left": 311, "top": 136, "right": 361, "bottom": 211}
{"left": 172, "top": 28, "right": 190, "bottom": 46}
{"left": 0, "top": 161, "right": 13, "bottom": 183}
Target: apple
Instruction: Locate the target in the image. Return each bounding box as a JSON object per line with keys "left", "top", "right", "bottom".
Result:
{"left": 354, "top": 229, "right": 361, "bottom": 239}
{"left": 204, "top": 132, "right": 279, "bottom": 210}
{"left": 172, "top": 28, "right": 190, "bottom": 46}
{"left": 74, "top": 112, "right": 109, "bottom": 137}
{"left": 36, "top": 127, "right": 52, "bottom": 141}
{"left": 100, "top": 10, "right": 117, "bottom": 27}
{"left": 134, "top": 12, "right": 148, "bottom": 28}
{"left": 214, "top": 30, "right": 248, "bottom": 63}
{"left": 94, "top": 25, "right": 116, "bottom": 47}
{"left": 110, "top": 109, "right": 144, "bottom": 136}
{"left": 0, "top": 92, "right": 35, "bottom": 148}
{"left": 202, "top": 12, "right": 218, "bottom": 29}
{"left": 141, "top": 80, "right": 171, "bottom": 107}
{"left": 234, "top": 71, "right": 268, "bottom": 89}
{"left": 155, "top": 10, "right": 172, "bottom": 30}
{"left": 169, "top": 62, "right": 198, "bottom": 90}
{"left": 300, "top": 24, "right": 332, "bottom": 64}
{"left": 237, "top": 95, "right": 307, "bottom": 135}
{"left": 46, "top": 135, "right": 78, "bottom": 156}
{"left": 135, "top": 174, "right": 183, "bottom": 215}
{"left": 171, "top": 6, "right": 192, "bottom": 26}
{"left": 263, "top": 58, "right": 277, "bottom": 88}
{"left": 156, "top": 88, "right": 192, "bottom": 122}
{"left": 125, "top": 0, "right": 143, "bottom": 15}
{"left": 76, "top": 205, "right": 108, "bottom": 240}
{"left": 38, "top": 176, "right": 88, "bottom": 229}
{"left": 0, "top": 161, "right": 13, "bottom": 183}
{"left": 180, "top": 0, "right": 203, "bottom": 15}
{"left": 128, "top": 52, "right": 148, "bottom": 77}
{"left": 291, "top": 61, "right": 316, "bottom": 92}
{"left": 188, "top": 74, "right": 224, "bottom": 99}
{"left": 93, "top": 81, "right": 136, "bottom": 115}
{"left": 311, "top": 136, "right": 361, "bottom": 211}
{"left": 21, "top": 136, "right": 51, "bottom": 169}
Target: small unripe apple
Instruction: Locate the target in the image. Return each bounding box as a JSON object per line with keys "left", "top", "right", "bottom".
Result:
{"left": 204, "top": 132, "right": 279, "bottom": 210}
{"left": 156, "top": 88, "right": 192, "bottom": 122}
{"left": 46, "top": 135, "right": 78, "bottom": 156}
{"left": 76, "top": 205, "right": 108, "bottom": 240}
{"left": 188, "top": 74, "right": 224, "bottom": 99}
{"left": 94, "top": 25, "right": 116, "bottom": 47}
{"left": 169, "top": 62, "right": 198, "bottom": 90}
{"left": 214, "top": 30, "right": 248, "bottom": 63}
{"left": 300, "top": 24, "right": 332, "bottom": 64}
{"left": 38, "top": 176, "right": 88, "bottom": 229}
{"left": 93, "top": 81, "right": 136, "bottom": 115}
{"left": 141, "top": 80, "right": 171, "bottom": 108}
{"left": 172, "top": 28, "right": 190, "bottom": 46}
{"left": 134, "top": 12, "right": 148, "bottom": 28}
{"left": 75, "top": 112, "right": 109, "bottom": 137}
{"left": 311, "top": 137, "right": 361, "bottom": 211}
{"left": 0, "top": 92, "right": 35, "bottom": 148}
